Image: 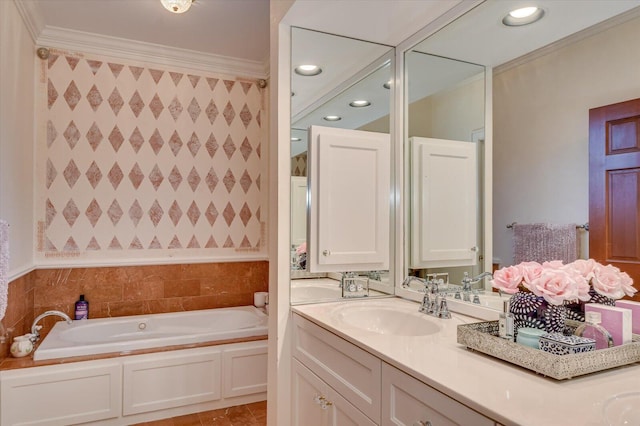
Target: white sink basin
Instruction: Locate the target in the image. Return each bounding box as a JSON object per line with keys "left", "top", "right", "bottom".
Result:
{"left": 332, "top": 304, "right": 441, "bottom": 336}
{"left": 602, "top": 392, "right": 640, "bottom": 425}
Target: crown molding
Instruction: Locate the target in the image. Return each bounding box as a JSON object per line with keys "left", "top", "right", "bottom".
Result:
{"left": 37, "top": 25, "right": 269, "bottom": 79}
{"left": 13, "top": 0, "right": 45, "bottom": 43}
{"left": 495, "top": 6, "right": 640, "bottom": 75}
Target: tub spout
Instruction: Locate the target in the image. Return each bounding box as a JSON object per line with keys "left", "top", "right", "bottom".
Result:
{"left": 31, "top": 310, "right": 73, "bottom": 343}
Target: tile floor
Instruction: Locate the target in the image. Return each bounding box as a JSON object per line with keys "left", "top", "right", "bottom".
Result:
{"left": 133, "top": 401, "right": 266, "bottom": 426}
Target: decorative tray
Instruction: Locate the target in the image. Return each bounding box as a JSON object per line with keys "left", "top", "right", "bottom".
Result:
{"left": 457, "top": 321, "right": 640, "bottom": 380}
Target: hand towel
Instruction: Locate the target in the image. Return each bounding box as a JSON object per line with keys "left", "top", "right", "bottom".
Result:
{"left": 513, "top": 223, "right": 578, "bottom": 264}
{"left": 0, "top": 220, "right": 8, "bottom": 321}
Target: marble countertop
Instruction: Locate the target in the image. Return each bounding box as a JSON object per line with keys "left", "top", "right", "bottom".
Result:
{"left": 292, "top": 297, "right": 640, "bottom": 426}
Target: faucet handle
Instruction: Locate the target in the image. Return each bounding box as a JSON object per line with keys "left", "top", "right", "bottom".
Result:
{"left": 437, "top": 295, "right": 451, "bottom": 319}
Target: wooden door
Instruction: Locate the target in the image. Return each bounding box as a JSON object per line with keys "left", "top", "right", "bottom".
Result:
{"left": 589, "top": 98, "right": 640, "bottom": 302}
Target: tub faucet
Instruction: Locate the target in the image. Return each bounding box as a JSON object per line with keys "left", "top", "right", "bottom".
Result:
{"left": 30, "top": 310, "right": 73, "bottom": 343}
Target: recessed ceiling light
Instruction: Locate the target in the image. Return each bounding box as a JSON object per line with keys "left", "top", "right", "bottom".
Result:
{"left": 160, "top": 0, "right": 194, "bottom": 14}
{"left": 291, "top": 137, "right": 301, "bottom": 142}
{"left": 295, "top": 65, "right": 322, "bottom": 76}
{"left": 502, "top": 6, "right": 544, "bottom": 26}
{"left": 349, "top": 100, "right": 371, "bottom": 108}
{"left": 383, "top": 80, "right": 392, "bottom": 89}
{"left": 323, "top": 115, "right": 341, "bottom": 122}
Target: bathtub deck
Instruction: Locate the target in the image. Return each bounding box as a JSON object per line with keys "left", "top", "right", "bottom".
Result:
{"left": 134, "top": 401, "right": 266, "bottom": 426}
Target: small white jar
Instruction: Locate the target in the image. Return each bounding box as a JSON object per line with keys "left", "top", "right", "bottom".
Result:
{"left": 10, "top": 335, "right": 34, "bottom": 358}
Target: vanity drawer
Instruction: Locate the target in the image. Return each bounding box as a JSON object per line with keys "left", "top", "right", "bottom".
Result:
{"left": 382, "top": 362, "right": 494, "bottom": 426}
{"left": 293, "top": 314, "right": 381, "bottom": 423}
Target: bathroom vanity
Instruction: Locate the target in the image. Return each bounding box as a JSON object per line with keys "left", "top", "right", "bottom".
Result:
{"left": 291, "top": 298, "right": 640, "bottom": 426}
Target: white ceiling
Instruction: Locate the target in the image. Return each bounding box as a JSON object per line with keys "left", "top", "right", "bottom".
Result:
{"left": 30, "top": 0, "right": 270, "bottom": 64}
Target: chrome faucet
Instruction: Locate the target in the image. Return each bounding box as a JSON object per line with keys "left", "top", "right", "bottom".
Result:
{"left": 402, "top": 275, "right": 451, "bottom": 319}
{"left": 459, "top": 272, "right": 493, "bottom": 303}
{"left": 30, "top": 310, "right": 73, "bottom": 343}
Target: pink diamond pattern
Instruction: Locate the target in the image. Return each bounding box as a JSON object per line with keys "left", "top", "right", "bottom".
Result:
{"left": 206, "top": 77, "right": 218, "bottom": 90}
{"left": 240, "top": 236, "right": 252, "bottom": 248}
{"left": 168, "top": 131, "right": 183, "bottom": 156}
{"left": 168, "top": 96, "right": 183, "bottom": 121}
{"left": 87, "top": 237, "right": 101, "bottom": 250}
{"left": 129, "top": 200, "right": 143, "bottom": 226}
{"left": 108, "top": 163, "right": 124, "bottom": 189}
{"left": 205, "top": 236, "right": 218, "bottom": 248}
{"left": 148, "top": 200, "right": 164, "bottom": 227}
{"left": 87, "top": 60, "right": 102, "bottom": 75}
{"left": 109, "top": 237, "right": 123, "bottom": 250}
{"left": 257, "top": 110, "right": 261, "bottom": 127}
{"left": 187, "top": 98, "right": 201, "bottom": 123}
{"left": 129, "top": 91, "right": 145, "bottom": 117}
{"left": 223, "top": 101, "right": 235, "bottom": 125}
{"left": 224, "top": 80, "right": 235, "bottom": 93}
{"left": 205, "top": 100, "right": 218, "bottom": 124}
{"left": 85, "top": 199, "right": 102, "bottom": 227}
{"left": 46, "top": 160, "right": 57, "bottom": 189}
{"left": 223, "top": 135, "right": 236, "bottom": 159}
{"left": 129, "top": 237, "right": 143, "bottom": 250}
{"left": 223, "top": 169, "right": 236, "bottom": 193}
{"left": 45, "top": 238, "right": 57, "bottom": 252}
{"left": 129, "top": 127, "right": 144, "bottom": 153}
{"left": 223, "top": 236, "right": 234, "bottom": 248}
{"left": 257, "top": 143, "right": 261, "bottom": 158}
{"left": 128, "top": 163, "right": 144, "bottom": 189}
{"left": 205, "top": 134, "right": 218, "bottom": 158}
{"left": 205, "top": 202, "right": 218, "bottom": 225}
{"left": 108, "top": 88, "right": 124, "bottom": 115}
{"left": 205, "top": 168, "right": 218, "bottom": 192}
{"left": 149, "top": 69, "right": 164, "bottom": 84}
{"left": 149, "top": 94, "right": 164, "bottom": 119}
{"left": 45, "top": 199, "right": 56, "bottom": 229}
{"left": 108, "top": 126, "right": 124, "bottom": 152}
{"left": 63, "top": 160, "right": 81, "bottom": 188}
{"left": 187, "top": 133, "right": 200, "bottom": 156}
{"left": 65, "top": 56, "right": 79, "bottom": 70}
{"left": 64, "top": 237, "right": 79, "bottom": 251}
{"left": 149, "top": 165, "right": 164, "bottom": 190}
{"left": 47, "top": 121, "right": 57, "bottom": 147}
{"left": 48, "top": 54, "right": 59, "bottom": 69}
{"left": 240, "top": 82, "right": 252, "bottom": 94}
{"left": 108, "top": 63, "right": 124, "bottom": 78}
{"left": 188, "top": 75, "right": 200, "bottom": 88}
{"left": 86, "top": 122, "right": 103, "bottom": 151}
{"left": 240, "top": 170, "right": 252, "bottom": 193}
{"left": 239, "top": 203, "right": 252, "bottom": 226}
{"left": 168, "top": 166, "right": 183, "bottom": 190}
{"left": 187, "top": 167, "right": 201, "bottom": 191}
{"left": 48, "top": 79, "right": 58, "bottom": 109}
{"left": 168, "top": 201, "right": 182, "bottom": 226}
{"left": 63, "top": 199, "right": 80, "bottom": 226}
{"left": 85, "top": 161, "right": 102, "bottom": 189}
{"left": 63, "top": 81, "right": 81, "bottom": 111}
{"left": 187, "top": 236, "right": 200, "bottom": 248}
{"left": 149, "top": 236, "right": 162, "bottom": 249}
{"left": 169, "top": 72, "right": 183, "bottom": 86}
{"left": 129, "top": 66, "right": 144, "bottom": 81}
{"left": 149, "top": 129, "right": 164, "bottom": 154}
{"left": 223, "top": 202, "right": 235, "bottom": 226}
{"left": 256, "top": 174, "right": 261, "bottom": 190}
{"left": 240, "top": 137, "right": 253, "bottom": 160}
{"left": 168, "top": 236, "right": 182, "bottom": 249}
{"left": 239, "top": 104, "right": 252, "bottom": 128}
{"left": 256, "top": 206, "right": 261, "bottom": 221}
{"left": 187, "top": 201, "right": 201, "bottom": 225}
{"left": 86, "top": 84, "right": 103, "bottom": 111}
{"left": 63, "top": 121, "right": 81, "bottom": 149}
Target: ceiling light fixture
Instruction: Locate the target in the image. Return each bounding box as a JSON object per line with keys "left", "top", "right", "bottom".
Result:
{"left": 349, "top": 100, "right": 371, "bottom": 108}
{"left": 323, "top": 115, "right": 341, "bottom": 122}
{"left": 295, "top": 65, "right": 322, "bottom": 76}
{"left": 502, "top": 6, "right": 544, "bottom": 26}
{"left": 160, "top": 0, "right": 194, "bottom": 14}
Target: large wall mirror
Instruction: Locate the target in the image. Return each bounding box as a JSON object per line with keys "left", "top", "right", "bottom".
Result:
{"left": 400, "top": 0, "right": 640, "bottom": 311}
{"left": 290, "top": 27, "right": 395, "bottom": 304}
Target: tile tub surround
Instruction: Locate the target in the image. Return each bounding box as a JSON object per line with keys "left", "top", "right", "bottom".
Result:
{"left": 293, "top": 298, "right": 640, "bottom": 426}
{"left": 0, "top": 260, "right": 267, "bottom": 360}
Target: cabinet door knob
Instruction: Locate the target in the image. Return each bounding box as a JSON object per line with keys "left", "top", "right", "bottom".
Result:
{"left": 470, "top": 246, "right": 478, "bottom": 251}
{"left": 322, "top": 250, "right": 331, "bottom": 256}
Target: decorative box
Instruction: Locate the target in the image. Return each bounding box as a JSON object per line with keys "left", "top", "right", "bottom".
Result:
{"left": 539, "top": 333, "right": 596, "bottom": 355}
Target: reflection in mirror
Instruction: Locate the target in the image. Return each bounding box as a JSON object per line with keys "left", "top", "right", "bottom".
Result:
{"left": 290, "top": 27, "right": 395, "bottom": 305}
{"left": 404, "top": 49, "right": 486, "bottom": 297}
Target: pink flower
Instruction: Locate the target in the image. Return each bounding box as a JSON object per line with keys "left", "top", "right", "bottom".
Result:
{"left": 518, "top": 261, "right": 543, "bottom": 287}
{"left": 529, "top": 269, "right": 579, "bottom": 305}
{"left": 542, "top": 260, "right": 564, "bottom": 269}
{"left": 295, "top": 242, "right": 306, "bottom": 255}
{"left": 568, "top": 259, "right": 598, "bottom": 281}
{"left": 592, "top": 264, "right": 631, "bottom": 299}
{"left": 619, "top": 271, "right": 638, "bottom": 297}
{"left": 491, "top": 265, "right": 523, "bottom": 294}
{"left": 561, "top": 264, "right": 591, "bottom": 301}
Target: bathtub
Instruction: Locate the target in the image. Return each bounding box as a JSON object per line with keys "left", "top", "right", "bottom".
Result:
{"left": 34, "top": 306, "right": 268, "bottom": 361}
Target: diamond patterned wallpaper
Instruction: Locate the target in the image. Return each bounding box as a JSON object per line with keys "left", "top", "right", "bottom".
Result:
{"left": 37, "top": 50, "right": 265, "bottom": 262}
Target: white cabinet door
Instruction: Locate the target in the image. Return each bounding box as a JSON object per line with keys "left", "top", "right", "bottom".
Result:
{"left": 292, "top": 359, "right": 329, "bottom": 426}
{"left": 382, "top": 363, "right": 494, "bottom": 426}
{"left": 291, "top": 176, "right": 308, "bottom": 247}
{"left": 222, "top": 343, "right": 268, "bottom": 398}
{"left": 410, "top": 137, "right": 477, "bottom": 268}
{"left": 308, "top": 125, "right": 390, "bottom": 272}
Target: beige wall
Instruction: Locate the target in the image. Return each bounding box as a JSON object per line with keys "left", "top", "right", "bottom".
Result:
{"left": 493, "top": 14, "right": 640, "bottom": 267}
{"left": 0, "top": 0, "right": 36, "bottom": 280}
